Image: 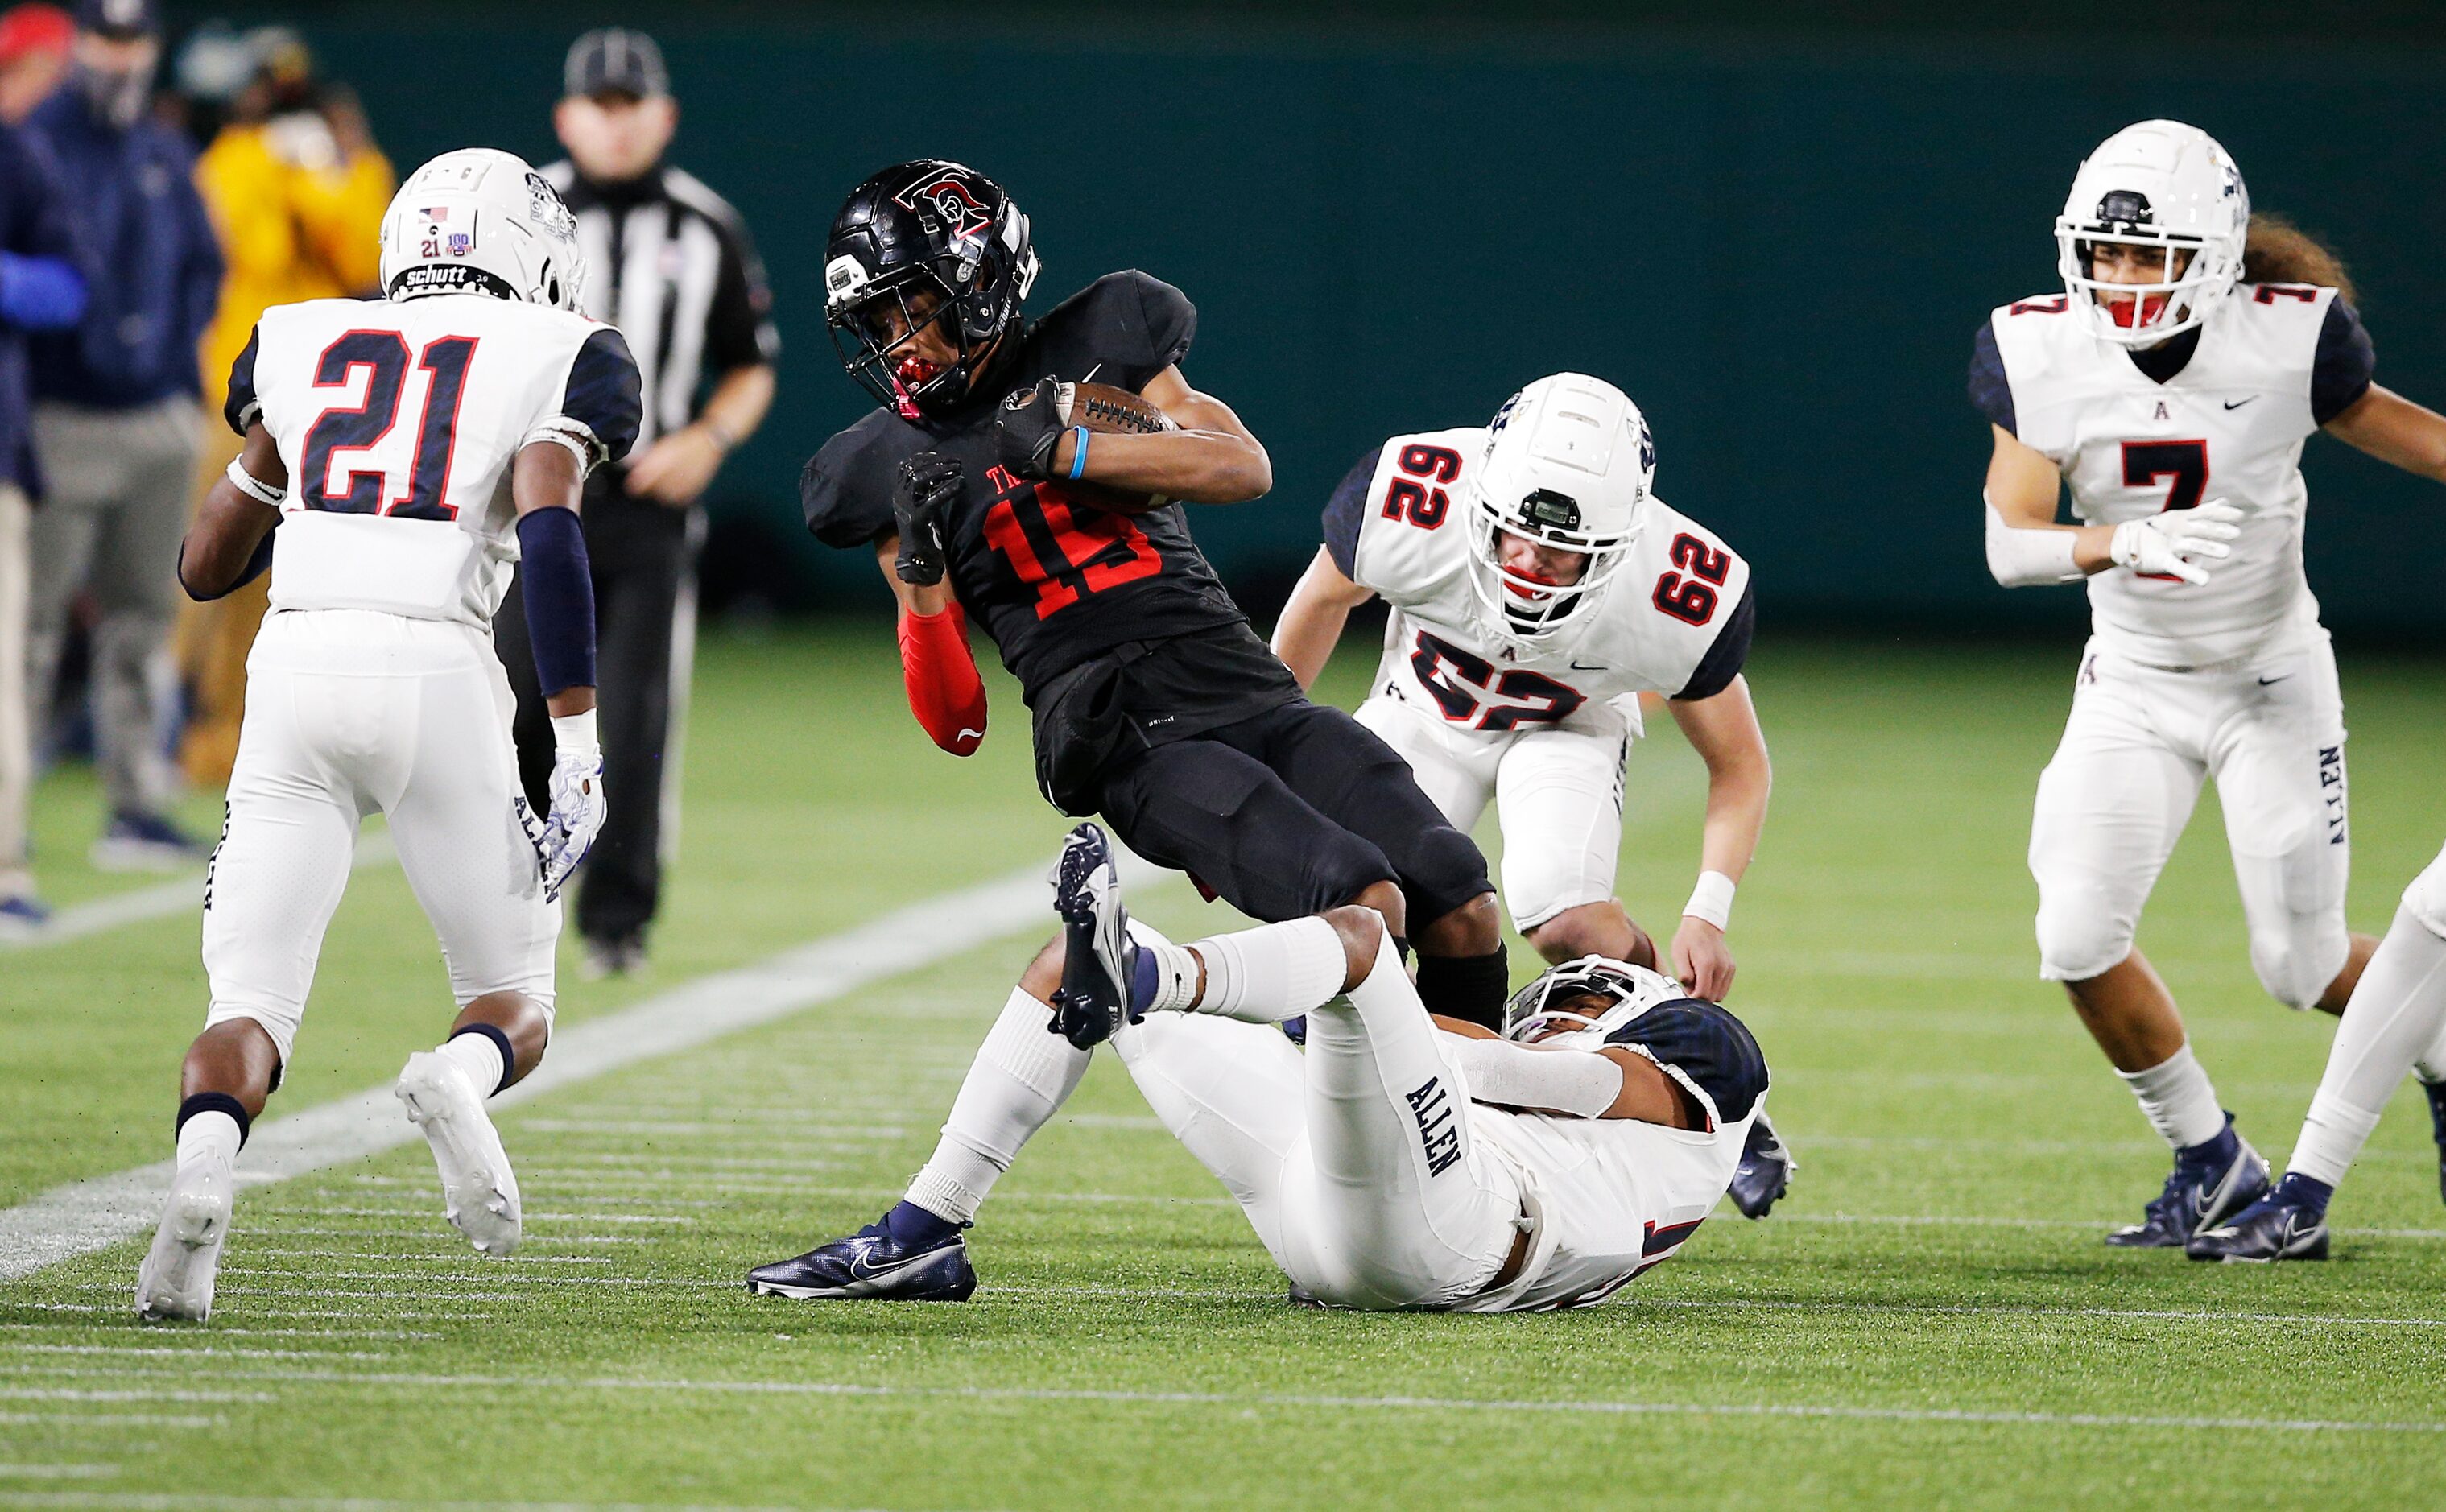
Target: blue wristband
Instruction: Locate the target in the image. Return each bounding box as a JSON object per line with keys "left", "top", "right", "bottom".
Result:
{"left": 1068, "top": 426, "right": 1089, "bottom": 481}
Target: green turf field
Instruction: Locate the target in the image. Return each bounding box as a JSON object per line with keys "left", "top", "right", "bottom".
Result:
{"left": 6, "top": 622, "right": 2446, "bottom": 1510}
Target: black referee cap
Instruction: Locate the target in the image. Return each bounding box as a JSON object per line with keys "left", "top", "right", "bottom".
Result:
{"left": 75, "top": 0, "right": 159, "bottom": 39}
{"left": 564, "top": 27, "right": 669, "bottom": 101}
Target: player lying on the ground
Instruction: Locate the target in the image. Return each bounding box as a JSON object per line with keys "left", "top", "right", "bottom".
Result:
{"left": 2192, "top": 845, "right": 2446, "bottom": 1262}
{"left": 1975, "top": 119, "right": 2446, "bottom": 1250}
{"left": 135, "top": 148, "right": 642, "bottom": 1321}
{"left": 799, "top": 159, "right": 1511, "bottom": 1043}
{"left": 1269, "top": 372, "right": 1787, "bottom": 1212}
{"left": 750, "top": 824, "right": 1770, "bottom": 1305}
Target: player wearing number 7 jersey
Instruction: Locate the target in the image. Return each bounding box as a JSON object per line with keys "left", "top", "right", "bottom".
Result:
{"left": 134, "top": 149, "right": 642, "bottom": 1321}
{"left": 1975, "top": 120, "right": 2446, "bottom": 1250}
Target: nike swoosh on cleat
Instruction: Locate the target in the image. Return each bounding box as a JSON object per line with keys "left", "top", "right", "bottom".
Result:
{"left": 956, "top": 729, "right": 985, "bottom": 742}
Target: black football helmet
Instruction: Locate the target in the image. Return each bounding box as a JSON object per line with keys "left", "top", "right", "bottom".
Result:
{"left": 825, "top": 160, "right": 1040, "bottom": 420}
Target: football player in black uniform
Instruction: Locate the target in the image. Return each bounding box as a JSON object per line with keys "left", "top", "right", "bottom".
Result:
{"left": 750, "top": 159, "right": 1509, "bottom": 1300}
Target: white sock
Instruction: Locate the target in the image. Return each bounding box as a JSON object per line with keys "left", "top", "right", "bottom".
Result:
{"left": 1171, "top": 916, "right": 1349, "bottom": 1024}
{"left": 2118, "top": 1040, "right": 2227, "bottom": 1152}
{"left": 2291, "top": 907, "right": 2446, "bottom": 1188}
{"left": 438, "top": 1031, "right": 507, "bottom": 1097}
{"left": 903, "top": 988, "right": 1091, "bottom": 1225}
{"left": 176, "top": 1109, "right": 242, "bottom": 1171}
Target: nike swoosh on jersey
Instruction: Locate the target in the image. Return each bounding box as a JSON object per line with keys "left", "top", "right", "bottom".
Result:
{"left": 2223, "top": 397, "right": 2258, "bottom": 410}
{"left": 956, "top": 728, "right": 985, "bottom": 742}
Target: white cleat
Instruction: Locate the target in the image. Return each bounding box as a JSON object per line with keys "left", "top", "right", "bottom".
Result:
{"left": 395, "top": 1051, "right": 523, "bottom": 1256}
{"left": 134, "top": 1159, "right": 233, "bottom": 1322}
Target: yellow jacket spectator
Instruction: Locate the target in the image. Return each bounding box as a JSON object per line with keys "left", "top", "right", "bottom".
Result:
{"left": 179, "top": 35, "right": 390, "bottom": 784}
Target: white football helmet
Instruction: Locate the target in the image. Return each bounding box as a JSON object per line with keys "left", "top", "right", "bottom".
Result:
{"left": 1465, "top": 373, "right": 1655, "bottom": 652}
{"left": 1500, "top": 955, "right": 1687, "bottom": 1050}
{"left": 2054, "top": 120, "right": 2249, "bottom": 347}
{"left": 379, "top": 148, "right": 586, "bottom": 312}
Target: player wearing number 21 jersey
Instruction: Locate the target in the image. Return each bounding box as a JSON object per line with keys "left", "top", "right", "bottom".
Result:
{"left": 135, "top": 149, "right": 642, "bottom": 1321}
{"left": 1977, "top": 120, "right": 2446, "bottom": 1254}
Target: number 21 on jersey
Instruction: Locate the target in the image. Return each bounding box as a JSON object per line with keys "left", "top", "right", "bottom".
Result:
{"left": 300, "top": 329, "right": 479, "bottom": 522}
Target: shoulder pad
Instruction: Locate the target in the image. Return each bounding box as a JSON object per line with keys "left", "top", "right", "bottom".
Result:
{"left": 801, "top": 414, "right": 911, "bottom": 548}
{"left": 1349, "top": 427, "right": 1485, "bottom": 605}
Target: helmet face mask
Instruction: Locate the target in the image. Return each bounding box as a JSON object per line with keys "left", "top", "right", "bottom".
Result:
{"left": 1464, "top": 375, "right": 1655, "bottom": 653}
{"left": 826, "top": 160, "right": 1039, "bottom": 421}
{"left": 1501, "top": 956, "right": 1658, "bottom": 1047}
{"left": 2054, "top": 120, "right": 2248, "bottom": 348}
{"left": 380, "top": 148, "right": 586, "bottom": 312}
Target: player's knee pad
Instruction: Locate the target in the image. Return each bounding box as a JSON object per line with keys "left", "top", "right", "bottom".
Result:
{"left": 1393, "top": 820, "right": 1494, "bottom": 930}
{"left": 205, "top": 999, "right": 300, "bottom": 1072}
{"left": 2032, "top": 889, "right": 2135, "bottom": 983}
{"left": 2247, "top": 911, "right": 2350, "bottom": 1011}
{"left": 2403, "top": 852, "right": 2446, "bottom": 940}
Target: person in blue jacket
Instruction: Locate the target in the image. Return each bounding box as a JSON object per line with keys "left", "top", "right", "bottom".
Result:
{"left": 21, "top": 0, "right": 220, "bottom": 874}
{"left": 0, "top": 78, "right": 84, "bottom": 930}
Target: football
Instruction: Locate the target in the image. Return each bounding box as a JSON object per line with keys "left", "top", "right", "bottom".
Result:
{"left": 1052, "top": 380, "right": 1177, "bottom": 514}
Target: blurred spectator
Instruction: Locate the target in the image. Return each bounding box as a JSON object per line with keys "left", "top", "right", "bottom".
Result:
{"left": 21, "top": 0, "right": 219, "bottom": 870}
{"left": 494, "top": 27, "right": 777, "bottom": 977}
{"left": 173, "top": 26, "right": 390, "bottom": 784}
{"left": 0, "top": 60, "right": 81, "bottom": 930}
{"left": 0, "top": 3, "right": 69, "bottom": 124}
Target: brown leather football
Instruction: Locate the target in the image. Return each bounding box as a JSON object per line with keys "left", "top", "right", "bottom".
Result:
{"left": 1049, "top": 381, "right": 1176, "bottom": 514}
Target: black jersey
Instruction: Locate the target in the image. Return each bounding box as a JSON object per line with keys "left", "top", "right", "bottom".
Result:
{"left": 803, "top": 271, "right": 1270, "bottom": 705}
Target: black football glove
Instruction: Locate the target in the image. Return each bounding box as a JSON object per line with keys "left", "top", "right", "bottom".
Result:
{"left": 993, "top": 377, "right": 1068, "bottom": 481}
{"left": 891, "top": 451, "right": 962, "bottom": 586}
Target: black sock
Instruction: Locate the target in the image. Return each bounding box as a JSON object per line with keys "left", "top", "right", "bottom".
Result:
{"left": 175, "top": 1090, "right": 252, "bottom": 1147}
{"left": 1415, "top": 948, "right": 1511, "bottom": 1031}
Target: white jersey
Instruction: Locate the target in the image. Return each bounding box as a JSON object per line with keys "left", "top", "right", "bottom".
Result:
{"left": 1977, "top": 283, "right": 2374, "bottom": 668}
{"left": 1454, "top": 962, "right": 1758, "bottom": 1313}
{"left": 1329, "top": 428, "right": 1754, "bottom": 740}
{"left": 229, "top": 292, "right": 642, "bottom": 627}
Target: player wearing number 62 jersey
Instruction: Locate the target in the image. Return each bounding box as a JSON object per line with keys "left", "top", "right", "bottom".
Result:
{"left": 1976, "top": 120, "right": 2446, "bottom": 1251}
{"left": 1272, "top": 375, "right": 1790, "bottom": 1221}
{"left": 135, "top": 149, "right": 642, "bottom": 1321}
{"left": 1274, "top": 375, "right": 1765, "bottom": 994}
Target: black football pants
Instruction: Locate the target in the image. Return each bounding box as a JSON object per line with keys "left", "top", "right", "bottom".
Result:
{"left": 1093, "top": 699, "right": 1492, "bottom": 930}
{"left": 494, "top": 486, "right": 696, "bottom": 948}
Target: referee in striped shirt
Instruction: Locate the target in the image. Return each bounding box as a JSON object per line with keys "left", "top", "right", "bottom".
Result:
{"left": 496, "top": 27, "right": 779, "bottom": 977}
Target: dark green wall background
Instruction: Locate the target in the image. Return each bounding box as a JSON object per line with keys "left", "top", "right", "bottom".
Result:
{"left": 243, "top": 11, "right": 2446, "bottom": 633}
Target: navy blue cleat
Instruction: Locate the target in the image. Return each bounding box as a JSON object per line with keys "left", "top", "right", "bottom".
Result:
{"left": 2105, "top": 1114, "right": 2270, "bottom": 1249}
{"left": 2423, "top": 1078, "right": 2446, "bottom": 1208}
{"left": 1728, "top": 1112, "right": 1795, "bottom": 1220}
{"left": 746, "top": 1208, "right": 977, "bottom": 1301}
{"left": 1048, "top": 823, "right": 1142, "bottom": 1051}
{"left": 2186, "top": 1190, "right": 2331, "bottom": 1263}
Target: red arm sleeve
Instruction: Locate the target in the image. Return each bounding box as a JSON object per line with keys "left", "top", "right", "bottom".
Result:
{"left": 897, "top": 601, "right": 988, "bottom": 757}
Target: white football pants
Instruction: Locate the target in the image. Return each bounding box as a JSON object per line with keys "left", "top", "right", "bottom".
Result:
{"left": 203, "top": 609, "right": 559, "bottom": 1066}
{"left": 1112, "top": 934, "right": 1523, "bottom": 1310}
{"left": 2029, "top": 633, "right": 2350, "bottom": 1008}
{"left": 1355, "top": 692, "right": 1630, "bottom": 932}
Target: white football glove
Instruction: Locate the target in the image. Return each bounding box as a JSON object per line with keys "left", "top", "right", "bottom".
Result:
{"left": 536, "top": 712, "right": 605, "bottom": 899}
{"left": 2108, "top": 498, "right": 2243, "bottom": 586}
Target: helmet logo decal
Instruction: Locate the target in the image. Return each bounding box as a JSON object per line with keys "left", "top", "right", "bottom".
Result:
{"left": 894, "top": 175, "right": 994, "bottom": 248}
{"left": 525, "top": 171, "right": 578, "bottom": 242}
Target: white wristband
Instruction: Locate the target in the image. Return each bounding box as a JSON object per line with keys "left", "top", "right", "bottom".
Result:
{"left": 1683, "top": 870, "right": 1736, "bottom": 932}
{"left": 550, "top": 709, "right": 600, "bottom": 758}
{"left": 225, "top": 455, "right": 286, "bottom": 506}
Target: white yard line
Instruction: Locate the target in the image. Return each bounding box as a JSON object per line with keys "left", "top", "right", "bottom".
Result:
{"left": 0, "top": 833, "right": 398, "bottom": 952}
{"left": 0, "top": 851, "right": 1143, "bottom": 1283}
{"left": 0, "top": 1365, "right": 2437, "bottom": 1436}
